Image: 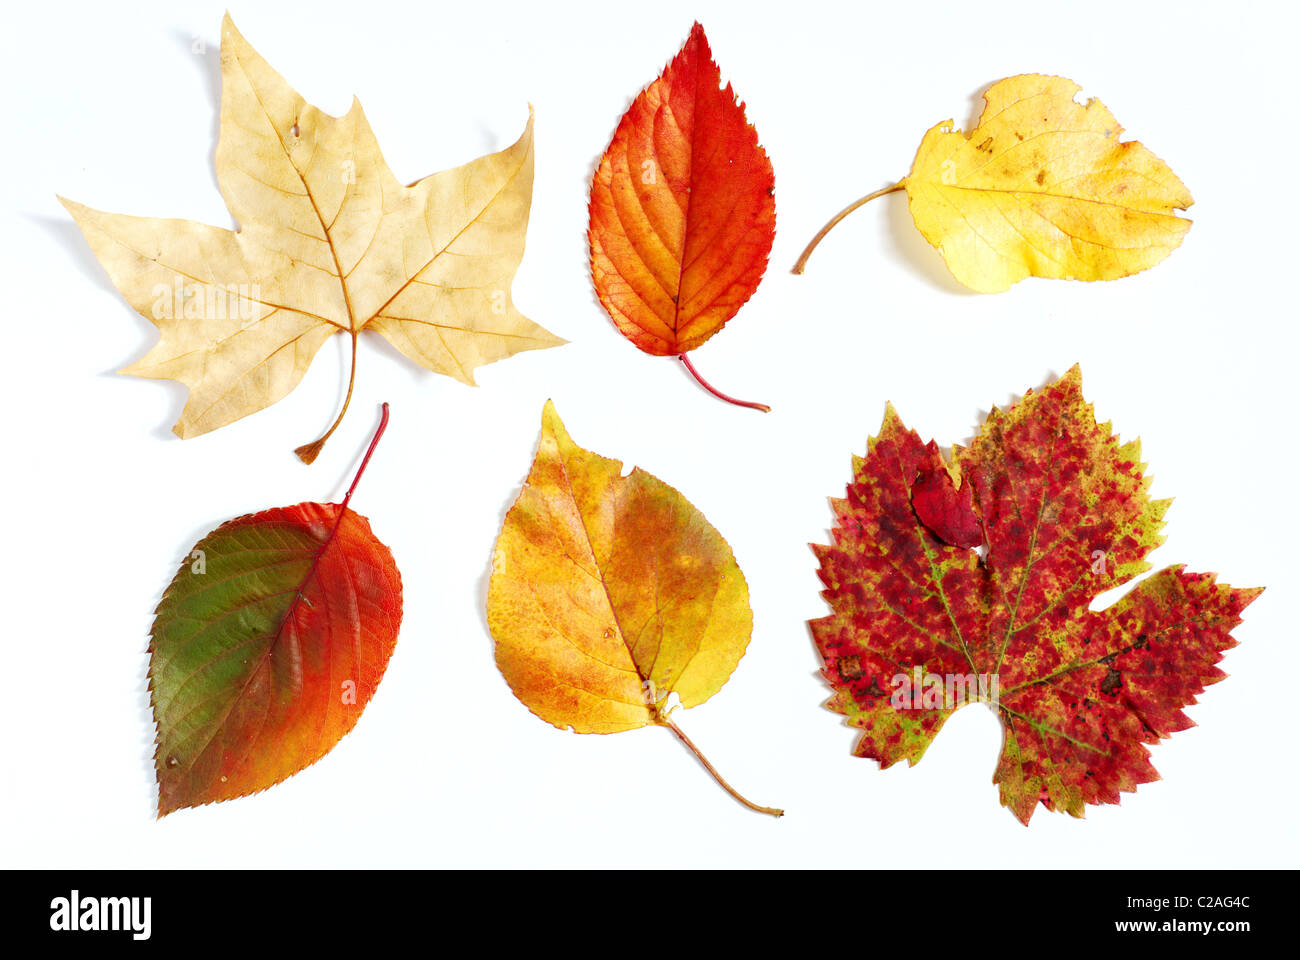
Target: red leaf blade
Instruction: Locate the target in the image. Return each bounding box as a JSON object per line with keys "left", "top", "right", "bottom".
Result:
{"left": 588, "top": 22, "right": 775, "bottom": 356}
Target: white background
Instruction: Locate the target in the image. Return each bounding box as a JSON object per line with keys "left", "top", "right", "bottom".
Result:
{"left": 2, "top": 0, "right": 1295, "bottom": 868}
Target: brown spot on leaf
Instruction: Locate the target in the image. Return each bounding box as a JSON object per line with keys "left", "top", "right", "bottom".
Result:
{"left": 1100, "top": 667, "right": 1122, "bottom": 696}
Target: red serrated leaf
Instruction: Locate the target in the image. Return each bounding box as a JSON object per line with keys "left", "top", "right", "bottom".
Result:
{"left": 148, "top": 406, "right": 402, "bottom": 815}
{"left": 811, "top": 367, "right": 1261, "bottom": 823}
{"left": 588, "top": 22, "right": 775, "bottom": 410}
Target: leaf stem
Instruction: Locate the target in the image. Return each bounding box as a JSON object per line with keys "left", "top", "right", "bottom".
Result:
{"left": 340, "top": 401, "right": 390, "bottom": 511}
{"left": 792, "top": 182, "right": 905, "bottom": 274}
{"left": 290, "top": 402, "right": 389, "bottom": 611}
{"left": 655, "top": 710, "right": 784, "bottom": 818}
{"left": 677, "top": 353, "right": 770, "bottom": 413}
{"left": 296, "top": 332, "right": 360, "bottom": 464}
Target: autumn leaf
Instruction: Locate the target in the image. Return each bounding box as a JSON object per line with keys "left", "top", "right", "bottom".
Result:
{"left": 588, "top": 22, "right": 776, "bottom": 411}
{"left": 795, "top": 75, "right": 1193, "bottom": 292}
{"left": 811, "top": 367, "right": 1260, "bottom": 823}
{"left": 62, "top": 15, "right": 562, "bottom": 462}
{"left": 149, "top": 404, "right": 400, "bottom": 815}
{"left": 487, "top": 401, "right": 781, "bottom": 816}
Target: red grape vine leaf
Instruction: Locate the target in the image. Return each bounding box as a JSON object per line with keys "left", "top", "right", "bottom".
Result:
{"left": 811, "top": 366, "right": 1261, "bottom": 823}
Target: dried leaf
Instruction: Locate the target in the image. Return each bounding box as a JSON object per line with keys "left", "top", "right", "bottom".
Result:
{"left": 63, "top": 15, "right": 562, "bottom": 461}
{"left": 796, "top": 75, "right": 1192, "bottom": 292}
{"left": 588, "top": 22, "right": 775, "bottom": 410}
{"left": 487, "top": 401, "right": 781, "bottom": 815}
{"left": 811, "top": 367, "right": 1260, "bottom": 823}
{"left": 149, "top": 406, "right": 400, "bottom": 814}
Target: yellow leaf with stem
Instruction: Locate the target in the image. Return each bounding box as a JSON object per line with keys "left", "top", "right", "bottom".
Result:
{"left": 795, "top": 74, "right": 1193, "bottom": 293}
{"left": 487, "top": 401, "right": 782, "bottom": 817}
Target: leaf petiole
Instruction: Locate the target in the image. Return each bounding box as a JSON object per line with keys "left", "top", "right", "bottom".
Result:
{"left": 296, "top": 332, "right": 360, "bottom": 464}
{"left": 677, "top": 353, "right": 771, "bottom": 413}
{"left": 284, "top": 402, "right": 389, "bottom": 616}
{"left": 654, "top": 707, "right": 783, "bottom": 818}
{"left": 792, "top": 182, "right": 905, "bottom": 274}
{"left": 339, "top": 401, "right": 390, "bottom": 511}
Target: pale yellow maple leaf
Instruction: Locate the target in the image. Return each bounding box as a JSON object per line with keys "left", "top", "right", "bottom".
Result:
{"left": 62, "top": 14, "right": 563, "bottom": 460}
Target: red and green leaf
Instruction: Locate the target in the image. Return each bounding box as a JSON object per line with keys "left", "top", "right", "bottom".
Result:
{"left": 148, "top": 406, "right": 402, "bottom": 815}
{"left": 811, "top": 367, "right": 1261, "bottom": 823}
